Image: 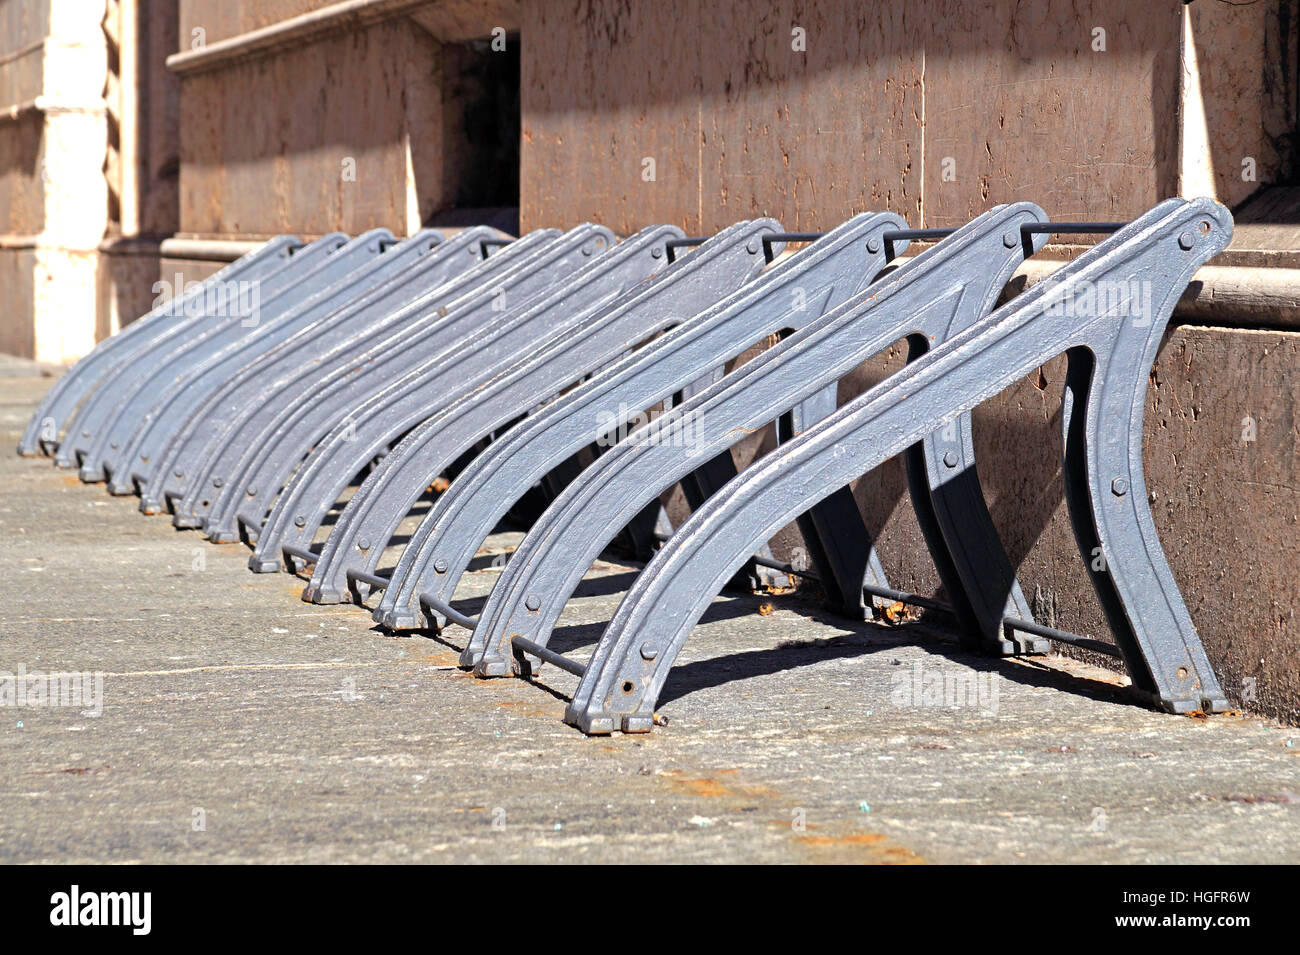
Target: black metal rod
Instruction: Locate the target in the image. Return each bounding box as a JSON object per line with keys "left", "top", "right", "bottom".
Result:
{"left": 861, "top": 584, "right": 1119, "bottom": 656}
{"left": 480, "top": 238, "right": 514, "bottom": 258}
{"left": 656, "top": 537, "right": 823, "bottom": 584}
{"left": 420, "top": 593, "right": 479, "bottom": 630}
{"left": 511, "top": 636, "right": 588, "bottom": 677}
{"left": 766, "top": 232, "right": 825, "bottom": 243}
{"left": 887, "top": 227, "right": 956, "bottom": 242}
{"left": 750, "top": 552, "right": 822, "bottom": 585}
{"left": 659, "top": 537, "right": 1117, "bottom": 656}
{"left": 347, "top": 569, "right": 390, "bottom": 592}
{"left": 882, "top": 227, "right": 957, "bottom": 262}
{"left": 1022, "top": 221, "right": 1124, "bottom": 234}
{"left": 665, "top": 236, "right": 708, "bottom": 263}
{"left": 761, "top": 232, "right": 825, "bottom": 263}
{"left": 1003, "top": 616, "right": 1121, "bottom": 658}
{"left": 861, "top": 581, "right": 954, "bottom": 616}
{"left": 281, "top": 543, "right": 318, "bottom": 567}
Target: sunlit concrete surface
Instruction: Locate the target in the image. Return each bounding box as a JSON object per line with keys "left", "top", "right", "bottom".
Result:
{"left": 1, "top": 367, "right": 1296, "bottom": 864}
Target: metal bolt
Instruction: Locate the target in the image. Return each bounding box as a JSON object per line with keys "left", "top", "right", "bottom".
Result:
{"left": 358, "top": 538, "right": 370, "bottom": 551}
{"left": 433, "top": 559, "right": 448, "bottom": 574}
{"left": 640, "top": 643, "right": 660, "bottom": 661}
{"left": 110, "top": 442, "right": 118, "bottom": 450}
{"left": 1178, "top": 232, "right": 1194, "bottom": 251}
{"left": 212, "top": 477, "right": 224, "bottom": 488}
{"left": 82, "top": 430, "right": 90, "bottom": 438}
{"left": 943, "top": 450, "right": 959, "bottom": 468}
{"left": 174, "top": 469, "right": 184, "bottom": 478}
{"left": 1111, "top": 477, "right": 1129, "bottom": 496}
{"left": 581, "top": 242, "right": 594, "bottom": 256}
{"left": 525, "top": 594, "right": 541, "bottom": 612}
{"left": 246, "top": 486, "right": 257, "bottom": 497}
{"left": 747, "top": 238, "right": 760, "bottom": 254}
{"left": 294, "top": 516, "right": 305, "bottom": 527}
{"left": 650, "top": 246, "right": 662, "bottom": 259}
{"left": 866, "top": 236, "right": 881, "bottom": 253}
{"left": 1003, "top": 231, "right": 1018, "bottom": 248}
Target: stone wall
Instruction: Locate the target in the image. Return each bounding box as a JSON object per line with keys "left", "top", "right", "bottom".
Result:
{"left": 520, "top": 0, "right": 1291, "bottom": 233}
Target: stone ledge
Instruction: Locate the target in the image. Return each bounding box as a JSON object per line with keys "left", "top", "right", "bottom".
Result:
{"left": 166, "top": 0, "right": 450, "bottom": 76}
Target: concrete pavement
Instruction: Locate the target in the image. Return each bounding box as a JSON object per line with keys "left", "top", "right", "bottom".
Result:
{"left": 1, "top": 369, "right": 1296, "bottom": 863}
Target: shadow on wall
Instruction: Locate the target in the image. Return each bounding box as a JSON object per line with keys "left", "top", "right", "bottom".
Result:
{"left": 176, "top": 19, "right": 520, "bottom": 238}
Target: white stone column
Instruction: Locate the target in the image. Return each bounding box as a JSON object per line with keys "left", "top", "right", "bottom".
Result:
{"left": 0, "top": 0, "right": 108, "bottom": 364}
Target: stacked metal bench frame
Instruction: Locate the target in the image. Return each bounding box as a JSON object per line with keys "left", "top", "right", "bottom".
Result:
{"left": 19, "top": 196, "right": 1233, "bottom": 735}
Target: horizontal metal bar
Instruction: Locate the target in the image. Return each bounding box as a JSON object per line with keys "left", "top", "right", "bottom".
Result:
{"left": 890, "top": 223, "right": 1124, "bottom": 241}
{"left": 881, "top": 222, "right": 1126, "bottom": 261}
{"left": 667, "top": 539, "right": 1107, "bottom": 656}
{"left": 762, "top": 232, "right": 829, "bottom": 263}
{"left": 281, "top": 543, "right": 319, "bottom": 567}
{"left": 861, "top": 582, "right": 1121, "bottom": 658}
{"left": 346, "top": 568, "right": 390, "bottom": 592}
{"left": 861, "top": 581, "right": 954, "bottom": 616}
{"left": 420, "top": 593, "right": 480, "bottom": 630}
{"left": 1021, "top": 221, "right": 1124, "bottom": 235}
{"left": 1003, "top": 616, "right": 1122, "bottom": 658}
{"left": 882, "top": 227, "right": 955, "bottom": 262}
{"left": 765, "top": 232, "right": 824, "bottom": 243}
{"left": 1013, "top": 258, "right": 1300, "bottom": 333}
{"left": 157, "top": 236, "right": 269, "bottom": 262}
{"left": 480, "top": 238, "right": 514, "bottom": 257}
{"left": 886, "top": 227, "right": 956, "bottom": 243}
{"left": 510, "top": 636, "right": 588, "bottom": 677}
{"left": 654, "top": 533, "right": 823, "bottom": 585}
{"left": 749, "top": 553, "right": 821, "bottom": 585}
{"left": 665, "top": 236, "right": 707, "bottom": 263}
{"left": 647, "top": 460, "right": 1118, "bottom": 659}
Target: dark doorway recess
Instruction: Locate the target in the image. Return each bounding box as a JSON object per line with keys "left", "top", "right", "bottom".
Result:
{"left": 431, "top": 33, "right": 521, "bottom": 236}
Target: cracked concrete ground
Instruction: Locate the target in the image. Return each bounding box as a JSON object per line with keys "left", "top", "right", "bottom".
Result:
{"left": 1, "top": 369, "right": 1297, "bottom": 864}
